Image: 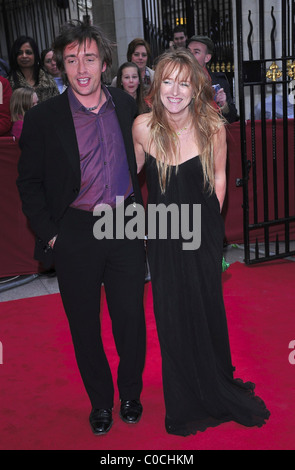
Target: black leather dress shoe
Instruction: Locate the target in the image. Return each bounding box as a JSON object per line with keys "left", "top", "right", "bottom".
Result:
{"left": 89, "top": 408, "right": 113, "bottom": 435}
{"left": 120, "top": 399, "right": 143, "bottom": 424}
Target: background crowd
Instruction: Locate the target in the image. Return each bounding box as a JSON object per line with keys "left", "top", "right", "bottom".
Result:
{"left": 0, "top": 26, "right": 239, "bottom": 142}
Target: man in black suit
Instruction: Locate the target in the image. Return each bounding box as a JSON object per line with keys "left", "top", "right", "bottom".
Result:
{"left": 17, "top": 21, "right": 146, "bottom": 435}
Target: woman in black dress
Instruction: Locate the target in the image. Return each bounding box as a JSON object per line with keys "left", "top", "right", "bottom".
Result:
{"left": 132, "top": 49, "right": 270, "bottom": 436}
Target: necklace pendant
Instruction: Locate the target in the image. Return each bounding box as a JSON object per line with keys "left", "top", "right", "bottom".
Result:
{"left": 176, "top": 125, "right": 188, "bottom": 136}
{"left": 85, "top": 104, "right": 99, "bottom": 111}
{"left": 85, "top": 90, "right": 103, "bottom": 112}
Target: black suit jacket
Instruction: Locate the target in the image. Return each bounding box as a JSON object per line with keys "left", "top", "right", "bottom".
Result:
{"left": 17, "top": 86, "right": 143, "bottom": 267}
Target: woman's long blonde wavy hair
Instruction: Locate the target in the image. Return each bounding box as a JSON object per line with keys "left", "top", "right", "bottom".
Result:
{"left": 146, "top": 49, "right": 224, "bottom": 193}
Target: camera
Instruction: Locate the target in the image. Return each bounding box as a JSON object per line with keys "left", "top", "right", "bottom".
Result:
{"left": 212, "top": 84, "right": 221, "bottom": 101}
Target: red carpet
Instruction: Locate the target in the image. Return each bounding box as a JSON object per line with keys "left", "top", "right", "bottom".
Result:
{"left": 0, "top": 260, "right": 295, "bottom": 451}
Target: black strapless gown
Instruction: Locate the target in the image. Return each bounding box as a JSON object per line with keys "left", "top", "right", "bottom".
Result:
{"left": 145, "top": 155, "right": 270, "bottom": 436}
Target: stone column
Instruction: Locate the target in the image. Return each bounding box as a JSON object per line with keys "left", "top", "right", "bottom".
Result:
{"left": 113, "top": 0, "right": 144, "bottom": 68}
{"left": 92, "top": 0, "right": 118, "bottom": 81}
{"left": 92, "top": 0, "right": 144, "bottom": 83}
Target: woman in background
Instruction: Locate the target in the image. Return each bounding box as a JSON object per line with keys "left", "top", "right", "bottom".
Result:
{"left": 112, "top": 38, "right": 154, "bottom": 95}
{"left": 126, "top": 38, "right": 154, "bottom": 93}
{"left": 41, "top": 48, "right": 67, "bottom": 94}
{"left": 10, "top": 87, "right": 38, "bottom": 139}
{"left": 116, "top": 62, "right": 149, "bottom": 114}
{"left": 9, "top": 36, "right": 59, "bottom": 102}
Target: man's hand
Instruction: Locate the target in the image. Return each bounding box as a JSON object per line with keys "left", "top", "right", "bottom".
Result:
{"left": 216, "top": 87, "right": 227, "bottom": 107}
{"left": 48, "top": 235, "right": 57, "bottom": 249}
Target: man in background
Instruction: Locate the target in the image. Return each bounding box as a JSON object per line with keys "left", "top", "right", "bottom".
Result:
{"left": 169, "top": 25, "right": 188, "bottom": 50}
{"left": 188, "top": 35, "right": 238, "bottom": 123}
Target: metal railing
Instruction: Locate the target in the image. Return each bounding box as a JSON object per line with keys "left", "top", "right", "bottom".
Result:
{"left": 0, "top": 0, "right": 86, "bottom": 61}
{"left": 236, "top": 0, "right": 295, "bottom": 264}
{"left": 142, "top": 0, "right": 234, "bottom": 92}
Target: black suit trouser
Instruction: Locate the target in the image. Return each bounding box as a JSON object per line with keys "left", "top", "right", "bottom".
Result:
{"left": 53, "top": 205, "right": 146, "bottom": 409}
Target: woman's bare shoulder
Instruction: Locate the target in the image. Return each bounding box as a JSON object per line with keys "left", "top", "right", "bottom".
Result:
{"left": 133, "top": 111, "right": 152, "bottom": 129}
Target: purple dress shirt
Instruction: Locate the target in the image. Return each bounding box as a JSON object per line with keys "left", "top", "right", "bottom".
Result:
{"left": 68, "top": 85, "right": 133, "bottom": 211}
